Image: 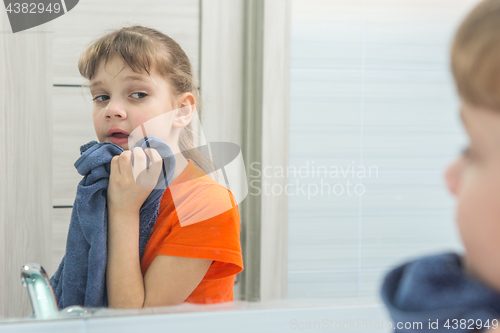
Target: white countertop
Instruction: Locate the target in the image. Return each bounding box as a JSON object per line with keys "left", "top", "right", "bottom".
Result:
{"left": 0, "top": 297, "right": 392, "bottom": 333}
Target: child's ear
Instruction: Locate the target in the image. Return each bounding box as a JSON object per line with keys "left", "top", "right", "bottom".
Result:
{"left": 172, "top": 93, "right": 196, "bottom": 128}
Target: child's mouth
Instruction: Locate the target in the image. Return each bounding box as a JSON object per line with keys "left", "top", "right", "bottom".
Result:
{"left": 111, "top": 133, "right": 128, "bottom": 138}
{"left": 109, "top": 132, "right": 129, "bottom": 146}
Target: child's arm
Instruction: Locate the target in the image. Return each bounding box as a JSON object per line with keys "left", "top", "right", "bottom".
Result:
{"left": 106, "top": 149, "right": 212, "bottom": 308}
{"left": 107, "top": 207, "right": 145, "bottom": 308}
{"left": 107, "top": 207, "right": 212, "bottom": 308}
{"left": 142, "top": 255, "right": 212, "bottom": 307}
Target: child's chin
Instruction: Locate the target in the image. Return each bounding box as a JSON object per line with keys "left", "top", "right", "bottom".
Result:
{"left": 111, "top": 143, "right": 128, "bottom": 150}
{"left": 105, "top": 139, "right": 129, "bottom": 150}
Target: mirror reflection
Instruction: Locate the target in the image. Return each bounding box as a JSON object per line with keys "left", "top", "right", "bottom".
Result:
{"left": 1, "top": 0, "right": 491, "bottom": 328}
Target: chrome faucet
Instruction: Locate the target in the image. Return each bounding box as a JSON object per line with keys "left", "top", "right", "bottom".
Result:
{"left": 20, "top": 263, "right": 59, "bottom": 319}
{"left": 21, "top": 263, "right": 93, "bottom": 320}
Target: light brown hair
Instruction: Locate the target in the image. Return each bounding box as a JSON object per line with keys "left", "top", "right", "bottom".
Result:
{"left": 451, "top": 0, "right": 500, "bottom": 110}
{"left": 78, "top": 25, "right": 215, "bottom": 175}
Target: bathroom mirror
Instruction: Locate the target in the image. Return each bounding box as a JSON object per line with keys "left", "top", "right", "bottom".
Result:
{"left": 0, "top": 0, "right": 481, "bottom": 325}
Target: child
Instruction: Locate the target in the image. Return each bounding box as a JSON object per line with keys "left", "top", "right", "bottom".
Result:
{"left": 381, "top": 0, "right": 500, "bottom": 331}
{"left": 78, "top": 25, "right": 244, "bottom": 308}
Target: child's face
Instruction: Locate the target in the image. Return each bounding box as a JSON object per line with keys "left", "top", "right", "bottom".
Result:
{"left": 445, "top": 101, "right": 500, "bottom": 286}
{"left": 90, "top": 56, "right": 177, "bottom": 150}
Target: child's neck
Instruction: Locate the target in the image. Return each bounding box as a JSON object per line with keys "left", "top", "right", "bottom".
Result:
{"left": 171, "top": 154, "right": 188, "bottom": 183}
{"left": 462, "top": 254, "right": 500, "bottom": 294}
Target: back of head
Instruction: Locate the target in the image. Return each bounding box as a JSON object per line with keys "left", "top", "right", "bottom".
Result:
{"left": 452, "top": 0, "right": 500, "bottom": 111}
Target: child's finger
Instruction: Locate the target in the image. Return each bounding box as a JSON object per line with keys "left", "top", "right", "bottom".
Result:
{"left": 144, "top": 148, "right": 161, "bottom": 165}
{"left": 132, "top": 147, "right": 147, "bottom": 181}
{"left": 144, "top": 149, "right": 163, "bottom": 177}
{"left": 118, "top": 150, "right": 133, "bottom": 178}
{"left": 135, "top": 148, "right": 163, "bottom": 189}
{"left": 111, "top": 155, "right": 121, "bottom": 175}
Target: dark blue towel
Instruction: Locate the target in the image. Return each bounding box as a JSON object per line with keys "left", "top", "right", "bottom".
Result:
{"left": 381, "top": 252, "right": 500, "bottom": 332}
{"left": 50, "top": 136, "right": 175, "bottom": 309}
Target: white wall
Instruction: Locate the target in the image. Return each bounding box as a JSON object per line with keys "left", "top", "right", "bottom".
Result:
{"left": 287, "top": 0, "right": 481, "bottom": 300}
{"left": 0, "top": 13, "right": 53, "bottom": 318}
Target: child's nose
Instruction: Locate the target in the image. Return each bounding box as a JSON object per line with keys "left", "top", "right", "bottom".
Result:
{"left": 105, "top": 100, "right": 127, "bottom": 119}
{"left": 444, "top": 156, "right": 463, "bottom": 197}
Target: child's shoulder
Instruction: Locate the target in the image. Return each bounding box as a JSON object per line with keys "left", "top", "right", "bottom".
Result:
{"left": 172, "top": 159, "right": 233, "bottom": 196}
{"left": 168, "top": 160, "right": 239, "bottom": 226}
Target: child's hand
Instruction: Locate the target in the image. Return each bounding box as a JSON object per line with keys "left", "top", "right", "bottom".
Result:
{"left": 107, "top": 147, "right": 163, "bottom": 215}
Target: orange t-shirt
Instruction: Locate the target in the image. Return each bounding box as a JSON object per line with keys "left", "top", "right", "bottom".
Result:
{"left": 140, "top": 159, "right": 244, "bottom": 304}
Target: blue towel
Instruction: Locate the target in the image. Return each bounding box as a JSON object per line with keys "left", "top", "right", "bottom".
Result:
{"left": 381, "top": 252, "right": 500, "bottom": 332}
{"left": 50, "top": 136, "right": 175, "bottom": 309}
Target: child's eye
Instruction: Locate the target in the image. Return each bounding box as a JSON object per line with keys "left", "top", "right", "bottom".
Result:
{"left": 132, "top": 93, "right": 148, "bottom": 99}
{"left": 93, "top": 95, "right": 109, "bottom": 102}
